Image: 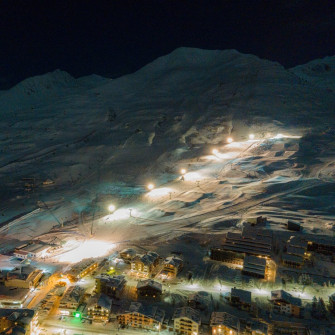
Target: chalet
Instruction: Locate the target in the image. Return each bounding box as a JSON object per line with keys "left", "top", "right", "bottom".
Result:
{"left": 117, "top": 302, "right": 165, "bottom": 331}
{"left": 173, "top": 306, "right": 201, "bottom": 335}
{"left": 270, "top": 290, "right": 303, "bottom": 318}
{"left": 119, "top": 248, "right": 137, "bottom": 263}
{"left": 210, "top": 312, "right": 240, "bottom": 335}
{"left": 137, "top": 279, "right": 162, "bottom": 299}
{"left": 159, "top": 256, "right": 183, "bottom": 279}
{"left": 87, "top": 294, "right": 112, "bottom": 322}
{"left": 131, "top": 251, "right": 159, "bottom": 278}
{"left": 59, "top": 286, "right": 85, "bottom": 316}
{"left": 95, "top": 274, "right": 126, "bottom": 299}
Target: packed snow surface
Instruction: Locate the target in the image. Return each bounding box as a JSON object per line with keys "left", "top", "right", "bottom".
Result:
{"left": 1, "top": 48, "right": 335, "bottom": 261}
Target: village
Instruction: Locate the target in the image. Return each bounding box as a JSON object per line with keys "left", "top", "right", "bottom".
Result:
{"left": 1, "top": 208, "right": 335, "bottom": 335}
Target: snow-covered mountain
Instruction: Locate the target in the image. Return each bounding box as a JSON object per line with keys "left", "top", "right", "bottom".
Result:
{"left": 1, "top": 47, "right": 335, "bottom": 240}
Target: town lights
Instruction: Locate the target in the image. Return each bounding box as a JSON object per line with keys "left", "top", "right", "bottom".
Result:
{"left": 212, "top": 148, "right": 219, "bottom": 155}
{"left": 249, "top": 134, "right": 255, "bottom": 140}
{"left": 227, "top": 137, "right": 233, "bottom": 143}
{"left": 108, "top": 204, "right": 116, "bottom": 212}
{"left": 147, "top": 183, "right": 155, "bottom": 190}
{"left": 180, "top": 168, "right": 187, "bottom": 175}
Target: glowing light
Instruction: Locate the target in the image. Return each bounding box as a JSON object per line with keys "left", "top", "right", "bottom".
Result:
{"left": 275, "top": 133, "right": 284, "bottom": 139}
{"left": 147, "top": 183, "right": 155, "bottom": 190}
{"left": 74, "top": 312, "right": 81, "bottom": 318}
{"left": 108, "top": 204, "right": 116, "bottom": 212}
{"left": 147, "top": 187, "right": 172, "bottom": 197}
{"left": 56, "top": 240, "right": 114, "bottom": 263}
{"left": 249, "top": 134, "right": 255, "bottom": 140}
{"left": 227, "top": 137, "right": 233, "bottom": 143}
{"left": 180, "top": 168, "right": 187, "bottom": 175}
{"left": 212, "top": 148, "right": 219, "bottom": 155}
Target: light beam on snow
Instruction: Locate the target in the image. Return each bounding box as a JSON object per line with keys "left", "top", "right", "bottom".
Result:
{"left": 147, "top": 187, "right": 172, "bottom": 197}
{"left": 56, "top": 240, "right": 114, "bottom": 263}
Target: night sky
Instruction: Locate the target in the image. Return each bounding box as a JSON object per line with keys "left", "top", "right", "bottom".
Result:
{"left": 1, "top": 0, "right": 335, "bottom": 89}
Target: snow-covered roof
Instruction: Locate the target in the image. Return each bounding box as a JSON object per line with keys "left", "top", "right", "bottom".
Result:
{"left": 137, "top": 279, "right": 162, "bottom": 292}
{"left": 271, "top": 290, "right": 301, "bottom": 307}
{"left": 210, "top": 312, "right": 239, "bottom": 330}
{"left": 87, "top": 293, "right": 112, "bottom": 310}
{"left": 125, "top": 302, "right": 165, "bottom": 323}
{"left": 95, "top": 274, "right": 126, "bottom": 290}
{"left": 231, "top": 288, "right": 252, "bottom": 304}
{"left": 173, "top": 306, "right": 201, "bottom": 324}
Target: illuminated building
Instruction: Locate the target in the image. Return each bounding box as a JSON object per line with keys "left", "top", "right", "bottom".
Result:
{"left": 136, "top": 279, "right": 162, "bottom": 299}
{"left": 210, "top": 227, "right": 272, "bottom": 265}
{"left": 66, "top": 259, "right": 98, "bottom": 280}
{"left": 14, "top": 243, "right": 51, "bottom": 260}
{"left": 95, "top": 274, "right": 126, "bottom": 299}
{"left": 87, "top": 294, "right": 112, "bottom": 322}
{"left": 117, "top": 302, "right": 164, "bottom": 331}
{"left": 0, "top": 287, "right": 30, "bottom": 308}
{"left": 130, "top": 251, "right": 159, "bottom": 278}
{"left": 58, "top": 286, "right": 85, "bottom": 316}
{"left": 119, "top": 248, "right": 137, "bottom": 263}
{"left": 210, "top": 312, "right": 240, "bottom": 335}
{"left": 0, "top": 308, "right": 35, "bottom": 334}
{"left": 270, "top": 290, "right": 303, "bottom": 318}
{"left": 173, "top": 306, "right": 201, "bottom": 335}
{"left": 5, "top": 266, "right": 43, "bottom": 289}
{"left": 159, "top": 256, "right": 183, "bottom": 279}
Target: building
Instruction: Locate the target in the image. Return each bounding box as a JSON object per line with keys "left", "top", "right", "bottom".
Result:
{"left": 59, "top": 286, "right": 85, "bottom": 316}
{"left": 0, "top": 287, "right": 30, "bottom": 309}
{"left": 0, "top": 308, "right": 36, "bottom": 335}
{"left": 5, "top": 266, "right": 43, "bottom": 289}
{"left": 287, "top": 221, "right": 301, "bottom": 232}
{"left": 246, "top": 321, "right": 269, "bottom": 335}
{"left": 210, "top": 312, "right": 240, "bottom": 335}
{"left": 117, "top": 302, "right": 165, "bottom": 331}
{"left": 119, "top": 248, "right": 137, "bottom": 263}
{"left": 95, "top": 274, "right": 126, "bottom": 299}
{"left": 173, "top": 306, "right": 201, "bottom": 335}
{"left": 210, "top": 249, "right": 244, "bottom": 266}
{"left": 307, "top": 236, "right": 335, "bottom": 255}
{"left": 87, "top": 294, "right": 112, "bottom": 322}
{"left": 282, "top": 236, "right": 308, "bottom": 268}
{"left": 270, "top": 290, "right": 303, "bottom": 318}
{"left": 130, "top": 251, "right": 159, "bottom": 278}
{"left": 14, "top": 243, "right": 51, "bottom": 260}
{"left": 230, "top": 288, "right": 252, "bottom": 311}
{"left": 137, "top": 279, "right": 162, "bottom": 299}
{"left": 246, "top": 216, "right": 267, "bottom": 226}
{"left": 210, "top": 228, "right": 272, "bottom": 265}
{"left": 187, "top": 291, "right": 210, "bottom": 311}
{"left": 66, "top": 259, "right": 98, "bottom": 280}
{"left": 242, "top": 256, "right": 266, "bottom": 279}
{"left": 159, "top": 256, "right": 183, "bottom": 279}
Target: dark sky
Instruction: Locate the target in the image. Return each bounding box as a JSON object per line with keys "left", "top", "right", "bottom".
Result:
{"left": 1, "top": 0, "right": 335, "bottom": 89}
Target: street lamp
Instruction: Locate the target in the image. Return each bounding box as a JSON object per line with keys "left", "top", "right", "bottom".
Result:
{"left": 180, "top": 168, "right": 187, "bottom": 175}
{"left": 249, "top": 134, "right": 255, "bottom": 140}
{"left": 227, "top": 137, "right": 233, "bottom": 143}
{"left": 212, "top": 148, "right": 219, "bottom": 155}
{"left": 147, "top": 183, "right": 155, "bottom": 190}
